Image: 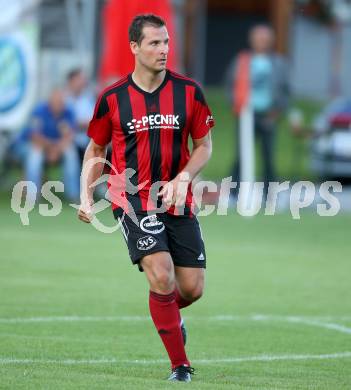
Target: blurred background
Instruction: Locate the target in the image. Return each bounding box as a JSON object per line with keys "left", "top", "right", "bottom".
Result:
{"left": 1, "top": 3, "right": 351, "bottom": 388}
{"left": 1, "top": 0, "right": 351, "bottom": 202}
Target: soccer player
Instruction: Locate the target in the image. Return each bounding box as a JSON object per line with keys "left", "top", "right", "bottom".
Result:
{"left": 78, "top": 14, "right": 214, "bottom": 382}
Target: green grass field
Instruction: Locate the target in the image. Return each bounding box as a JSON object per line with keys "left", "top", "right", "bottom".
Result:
{"left": 0, "top": 198, "right": 350, "bottom": 389}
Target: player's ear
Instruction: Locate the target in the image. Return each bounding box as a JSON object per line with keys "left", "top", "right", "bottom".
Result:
{"left": 130, "top": 41, "right": 139, "bottom": 55}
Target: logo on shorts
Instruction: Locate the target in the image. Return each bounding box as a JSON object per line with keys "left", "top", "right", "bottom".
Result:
{"left": 137, "top": 235, "right": 157, "bottom": 251}
{"left": 197, "top": 252, "right": 205, "bottom": 261}
{"left": 140, "top": 214, "right": 165, "bottom": 234}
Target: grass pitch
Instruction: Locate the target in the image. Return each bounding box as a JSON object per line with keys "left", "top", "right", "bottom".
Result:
{"left": 0, "top": 199, "right": 350, "bottom": 389}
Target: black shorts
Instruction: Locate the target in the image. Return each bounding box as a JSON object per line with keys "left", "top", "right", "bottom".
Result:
{"left": 113, "top": 209, "right": 206, "bottom": 272}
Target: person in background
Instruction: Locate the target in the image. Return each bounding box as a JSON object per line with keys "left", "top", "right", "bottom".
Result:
{"left": 23, "top": 87, "right": 80, "bottom": 202}
{"left": 226, "top": 24, "right": 290, "bottom": 197}
{"left": 65, "top": 68, "right": 96, "bottom": 161}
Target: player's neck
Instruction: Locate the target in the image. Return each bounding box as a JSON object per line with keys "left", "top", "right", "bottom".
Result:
{"left": 131, "top": 67, "right": 166, "bottom": 93}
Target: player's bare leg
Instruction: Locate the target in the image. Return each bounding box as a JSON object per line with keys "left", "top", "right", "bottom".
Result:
{"left": 174, "top": 267, "right": 205, "bottom": 305}
{"left": 141, "top": 252, "right": 193, "bottom": 381}
{"left": 173, "top": 266, "right": 205, "bottom": 346}
{"left": 141, "top": 251, "right": 175, "bottom": 294}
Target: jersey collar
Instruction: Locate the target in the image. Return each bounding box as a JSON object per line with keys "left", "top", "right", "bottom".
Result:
{"left": 128, "top": 69, "right": 169, "bottom": 96}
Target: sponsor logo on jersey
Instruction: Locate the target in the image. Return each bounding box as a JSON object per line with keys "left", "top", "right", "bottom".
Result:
{"left": 140, "top": 214, "right": 165, "bottom": 234}
{"left": 137, "top": 235, "right": 157, "bottom": 251}
{"left": 126, "top": 114, "right": 180, "bottom": 133}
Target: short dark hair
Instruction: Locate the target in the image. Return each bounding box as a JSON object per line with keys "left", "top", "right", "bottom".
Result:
{"left": 67, "top": 68, "right": 82, "bottom": 82}
{"left": 129, "top": 14, "right": 166, "bottom": 45}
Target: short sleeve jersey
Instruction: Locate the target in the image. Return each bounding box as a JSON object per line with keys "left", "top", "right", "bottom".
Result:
{"left": 87, "top": 69, "right": 214, "bottom": 215}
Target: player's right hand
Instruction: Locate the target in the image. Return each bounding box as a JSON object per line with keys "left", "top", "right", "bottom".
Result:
{"left": 157, "top": 172, "right": 190, "bottom": 208}
{"left": 77, "top": 201, "right": 94, "bottom": 223}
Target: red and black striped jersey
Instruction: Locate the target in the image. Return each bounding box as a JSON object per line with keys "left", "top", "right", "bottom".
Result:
{"left": 87, "top": 69, "right": 215, "bottom": 215}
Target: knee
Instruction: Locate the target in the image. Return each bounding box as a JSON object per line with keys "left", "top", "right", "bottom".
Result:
{"left": 27, "top": 144, "right": 44, "bottom": 162}
{"left": 143, "top": 257, "right": 175, "bottom": 294}
{"left": 181, "top": 286, "right": 204, "bottom": 303}
{"left": 25, "top": 147, "right": 44, "bottom": 175}
{"left": 154, "top": 271, "right": 175, "bottom": 293}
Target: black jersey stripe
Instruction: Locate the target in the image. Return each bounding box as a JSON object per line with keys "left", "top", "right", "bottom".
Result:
{"left": 116, "top": 86, "right": 142, "bottom": 212}
{"left": 170, "top": 80, "right": 186, "bottom": 180}
{"left": 95, "top": 95, "right": 109, "bottom": 119}
{"left": 144, "top": 93, "right": 162, "bottom": 185}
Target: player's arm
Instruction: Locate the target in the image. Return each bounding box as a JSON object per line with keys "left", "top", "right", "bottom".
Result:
{"left": 78, "top": 92, "right": 112, "bottom": 223}
{"left": 159, "top": 84, "right": 214, "bottom": 207}
{"left": 182, "top": 133, "right": 212, "bottom": 181}
{"left": 159, "top": 133, "right": 212, "bottom": 207}
{"left": 78, "top": 140, "right": 107, "bottom": 223}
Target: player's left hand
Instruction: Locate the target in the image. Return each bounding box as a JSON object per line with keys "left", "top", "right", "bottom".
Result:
{"left": 158, "top": 172, "right": 190, "bottom": 208}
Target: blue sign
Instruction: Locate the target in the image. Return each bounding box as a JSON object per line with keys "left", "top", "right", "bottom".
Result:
{"left": 0, "top": 37, "right": 26, "bottom": 113}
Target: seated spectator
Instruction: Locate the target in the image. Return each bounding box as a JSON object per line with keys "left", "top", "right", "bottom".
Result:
{"left": 12, "top": 88, "right": 80, "bottom": 202}
{"left": 65, "top": 68, "right": 95, "bottom": 160}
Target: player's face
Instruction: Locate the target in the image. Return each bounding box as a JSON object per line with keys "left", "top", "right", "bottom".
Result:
{"left": 70, "top": 71, "right": 87, "bottom": 94}
{"left": 49, "top": 89, "right": 65, "bottom": 115}
{"left": 132, "top": 26, "right": 169, "bottom": 73}
{"left": 250, "top": 27, "right": 274, "bottom": 53}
